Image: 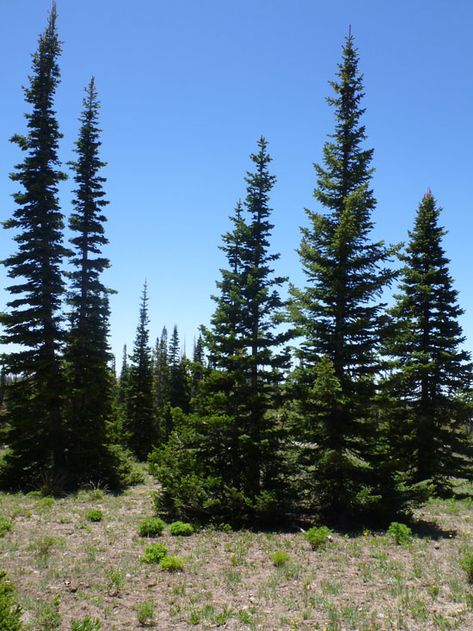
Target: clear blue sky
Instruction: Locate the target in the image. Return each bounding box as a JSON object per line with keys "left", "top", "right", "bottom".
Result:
{"left": 1, "top": 0, "right": 473, "bottom": 363}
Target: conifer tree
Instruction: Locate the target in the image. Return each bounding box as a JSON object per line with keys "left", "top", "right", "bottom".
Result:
{"left": 385, "top": 191, "right": 472, "bottom": 494}
{"left": 168, "top": 326, "right": 190, "bottom": 412}
{"left": 154, "top": 328, "right": 170, "bottom": 411}
{"left": 118, "top": 344, "right": 129, "bottom": 406}
{"left": 65, "top": 77, "right": 115, "bottom": 484}
{"left": 125, "top": 282, "right": 156, "bottom": 460}
{"left": 152, "top": 138, "right": 289, "bottom": 525}
{"left": 0, "top": 4, "right": 69, "bottom": 487}
{"left": 290, "top": 32, "right": 397, "bottom": 520}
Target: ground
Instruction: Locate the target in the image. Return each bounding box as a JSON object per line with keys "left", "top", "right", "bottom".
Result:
{"left": 0, "top": 475, "right": 472, "bottom": 630}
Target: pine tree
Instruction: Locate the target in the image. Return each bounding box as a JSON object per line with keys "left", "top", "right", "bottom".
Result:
{"left": 154, "top": 327, "right": 170, "bottom": 411}
{"left": 118, "top": 344, "right": 129, "bottom": 406}
{"left": 125, "top": 282, "right": 156, "bottom": 460}
{"left": 168, "top": 326, "right": 190, "bottom": 412}
{"left": 152, "top": 138, "right": 289, "bottom": 526}
{"left": 0, "top": 4, "right": 69, "bottom": 487}
{"left": 65, "top": 77, "right": 116, "bottom": 485}
{"left": 290, "top": 32, "right": 397, "bottom": 520}
{"left": 385, "top": 191, "right": 472, "bottom": 494}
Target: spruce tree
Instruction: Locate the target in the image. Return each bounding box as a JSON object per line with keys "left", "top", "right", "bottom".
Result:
{"left": 118, "top": 344, "right": 129, "bottom": 406}
{"left": 0, "top": 4, "right": 69, "bottom": 487}
{"left": 290, "top": 32, "right": 397, "bottom": 520}
{"left": 65, "top": 77, "right": 115, "bottom": 485}
{"left": 168, "top": 326, "right": 190, "bottom": 412}
{"left": 152, "top": 138, "right": 289, "bottom": 525}
{"left": 125, "top": 282, "right": 156, "bottom": 460}
{"left": 385, "top": 191, "right": 472, "bottom": 494}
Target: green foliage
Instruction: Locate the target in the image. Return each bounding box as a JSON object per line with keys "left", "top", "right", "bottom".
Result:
{"left": 0, "top": 518, "right": 12, "bottom": 537}
{"left": 135, "top": 600, "right": 156, "bottom": 626}
{"left": 0, "top": 571, "right": 22, "bottom": 631}
{"left": 138, "top": 517, "right": 165, "bottom": 537}
{"left": 70, "top": 618, "right": 101, "bottom": 631}
{"left": 387, "top": 522, "right": 413, "bottom": 545}
{"left": 140, "top": 543, "right": 168, "bottom": 564}
{"left": 85, "top": 509, "right": 103, "bottom": 522}
{"left": 169, "top": 521, "right": 194, "bottom": 536}
{"left": 460, "top": 549, "right": 473, "bottom": 583}
{"left": 0, "top": 2, "right": 69, "bottom": 489}
{"left": 271, "top": 550, "right": 290, "bottom": 567}
{"left": 151, "top": 137, "right": 290, "bottom": 527}
{"left": 36, "top": 595, "right": 61, "bottom": 630}
{"left": 383, "top": 191, "right": 473, "bottom": 495}
{"left": 104, "top": 567, "right": 124, "bottom": 596}
{"left": 65, "top": 77, "right": 117, "bottom": 488}
{"left": 304, "top": 526, "right": 333, "bottom": 550}
{"left": 289, "top": 32, "right": 399, "bottom": 522}
{"left": 159, "top": 555, "right": 185, "bottom": 572}
{"left": 124, "top": 282, "right": 157, "bottom": 460}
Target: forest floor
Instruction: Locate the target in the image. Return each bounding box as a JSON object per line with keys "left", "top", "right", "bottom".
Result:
{"left": 0, "top": 474, "right": 472, "bottom": 630}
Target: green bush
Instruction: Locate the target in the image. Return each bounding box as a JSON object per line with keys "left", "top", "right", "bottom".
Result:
{"left": 138, "top": 517, "right": 165, "bottom": 537}
{"left": 460, "top": 549, "right": 473, "bottom": 583}
{"left": 159, "top": 555, "right": 185, "bottom": 572}
{"left": 387, "top": 521, "right": 412, "bottom": 545}
{"left": 140, "top": 543, "right": 168, "bottom": 564}
{"left": 304, "top": 526, "right": 333, "bottom": 550}
{"left": 271, "top": 550, "right": 289, "bottom": 567}
{"left": 71, "top": 618, "right": 101, "bottom": 631}
{"left": 169, "top": 521, "right": 194, "bottom": 536}
{"left": 135, "top": 600, "right": 156, "bottom": 626}
{"left": 0, "top": 517, "right": 12, "bottom": 538}
{"left": 85, "top": 509, "right": 103, "bottom": 522}
{"left": 0, "top": 571, "right": 22, "bottom": 630}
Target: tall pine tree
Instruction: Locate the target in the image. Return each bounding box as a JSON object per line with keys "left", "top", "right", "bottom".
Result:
{"left": 152, "top": 138, "right": 289, "bottom": 526}
{"left": 0, "top": 4, "right": 69, "bottom": 487}
{"left": 385, "top": 191, "right": 472, "bottom": 494}
{"left": 65, "top": 77, "right": 116, "bottom": 485}
{"left": 290, "top": 32, "right": 397, "bottom": 520}
{"left": 125, "top": 282, "right": 156, "bottom": 460}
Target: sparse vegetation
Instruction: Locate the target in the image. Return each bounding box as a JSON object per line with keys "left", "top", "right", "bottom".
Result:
{"left": 387, "top": 521, "right": 413, "bottom": 545}
{"left": 85, "top": 508, "right": 103, "bottom": 522}
{"left": 135, "top": 600, "right": 156, "bottom": 626}
{"left": 0, "top": 571, "right": 22, "bottom": 630}
{"left": 460, "top": 548, "right": 473, "bottom": 583}
{"left": 304, "top": 526, "right": 333, "bottom": 550}
{"left": 71, "top": 618, "right": 101, "bottom": 631}
{"left": 140, "top": 543, "right": 168, "bottom": 564}
{"left": 169, "top": 521, "right": 194, "bottom": 536}
{"left": 159, "top": 555, "right": 185, "bottom": 572}
{"left": 271, "top": 550, "right": 290, "bottom": 566}
{"left": 0, "top": 517, "right": 12, "bottom": 537}
{"left": 138, "top": 516, "right": 165, "bottom": 537}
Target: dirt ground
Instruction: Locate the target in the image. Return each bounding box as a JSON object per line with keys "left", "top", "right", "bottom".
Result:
{"left": 0, "top": 476, "right": 472, "bottom": 630}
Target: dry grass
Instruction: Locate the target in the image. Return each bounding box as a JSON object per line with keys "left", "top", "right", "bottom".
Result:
{"left": 0, "top": 476, "right": 472, "bottom": 630}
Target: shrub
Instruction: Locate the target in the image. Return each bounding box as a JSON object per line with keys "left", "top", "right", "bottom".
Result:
{"left": 0, "top": 517, "right": 12, "bottom": 538}
{"left": 304, "top": 526, "right": 333, "bottom": 550}
{"left": 37, "top": 496, "right": 55, "bottom": 509}
{"left": 135, "top": 600, "right": 156, "bottom": 626}
{"left": 104, "top": 567, "right": 124, "bottom": 596}
{"left": 159, "top": 555, "right": 185, "bottom": 572}
{"left": 138, "top": 517, "right": 165, "bottom": 537}
{"left": 460, "top": 549, "right": 473, "bottom": 583}
{"left": 85, "top": 509, "right": 103, "bottom": 522}
{"left": 271, "top": 550, "right": 289, "bottom": 567}
{"left": 0, "top": 571, "right": 22, "bottom": 630}
{"left": 169, "top": 521, "right": 194, "bottom": 536}
{"left": 71, "top": 618, "right": 101, "bottom": 631}
{"left": 387, "top": 521, "right": 412, "bottom": 545}
{"left": 140, "top": 543, "right": 168, "bottom": 564}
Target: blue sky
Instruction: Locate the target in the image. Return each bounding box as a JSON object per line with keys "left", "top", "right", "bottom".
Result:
{"left": 1, "top": 0, "right": 473, "bottom": 362}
